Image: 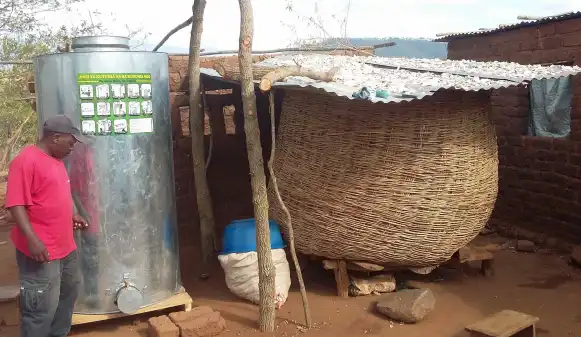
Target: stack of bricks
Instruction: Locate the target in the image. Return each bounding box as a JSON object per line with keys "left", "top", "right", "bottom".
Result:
{"left": 447, "top": 17, "right": 581, "bottom": 65}
{"left": 148, "top": 306, "right": 226, "bottom": 337}
{"left": 489, "top": 75, "right": 581, "bottom": 242}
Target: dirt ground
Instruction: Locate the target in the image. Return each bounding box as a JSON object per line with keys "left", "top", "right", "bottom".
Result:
{"left": 0, "top": 230, "right": 580, "bottom": 337}
{"left": 0, "top": 175, "right": 580, "bottom": 336}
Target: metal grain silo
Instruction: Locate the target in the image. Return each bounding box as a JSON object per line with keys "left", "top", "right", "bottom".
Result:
{"left": 33, "top": 36, "right": 181, "bottom": 314}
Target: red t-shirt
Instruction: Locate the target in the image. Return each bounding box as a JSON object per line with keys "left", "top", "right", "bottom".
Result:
{"left": 5, "top": 145, "right": 75, "bottom": 260}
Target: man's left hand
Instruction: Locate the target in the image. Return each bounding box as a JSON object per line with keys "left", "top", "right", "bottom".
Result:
{"left": 73, "top": 214, "right": 88, "bottom": 230}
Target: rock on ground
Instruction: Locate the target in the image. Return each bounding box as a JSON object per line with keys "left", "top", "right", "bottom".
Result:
{"left": 376, "top": 289, "right": 436, "bottom": 323}
{"left": 516, "top": 240, "right": 535, "bottom": 252}
{"left": 349, "top": 274, "right": 396, "bottom": 296}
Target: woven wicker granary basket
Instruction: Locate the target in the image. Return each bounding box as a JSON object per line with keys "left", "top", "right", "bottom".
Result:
{"left": 268, "top": 89, "right": 499, "bottom": 267}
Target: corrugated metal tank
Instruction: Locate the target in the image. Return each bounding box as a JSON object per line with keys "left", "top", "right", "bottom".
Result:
{"left": 33, "top": 36, "right": 181, "bottom": 314}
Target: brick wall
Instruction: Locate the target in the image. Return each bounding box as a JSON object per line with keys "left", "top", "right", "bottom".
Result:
{"left": 491, "top": 80, "right": 581, "bottom": 242}
{"left": 170, "top": 55, "right": 246, "bottom": 247}
{"left": 446, "top": 19, "right": 581, "bottom": 242}
{"left": 447, "top": 17, "right": 581, "bottom": 65}
{"left": 169, "top": 55, "right": 282, "bottom": 247}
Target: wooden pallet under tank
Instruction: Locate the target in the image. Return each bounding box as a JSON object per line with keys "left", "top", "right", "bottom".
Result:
{"left": 72, "top": 286, "right": 193, "bottom": 325}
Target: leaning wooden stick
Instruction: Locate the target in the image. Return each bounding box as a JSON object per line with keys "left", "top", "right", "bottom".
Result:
{"left": 267, "top": 91, "right": 312, "bottom": 328}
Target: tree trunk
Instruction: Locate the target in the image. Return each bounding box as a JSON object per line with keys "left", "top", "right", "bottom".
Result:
{"left": 259, "top": 67, "right": 339, "bottom": 92}
{"left": 213, "top": 63, "right": 275, "bottom": 81}
{"left": 188, "top": 0, "right": 216, "bottom": 263}
{"left": 238, "top": 0, "right": 276, "bottom": 332}
{"left": 154, "top": 16, "right": 195, "bottom": 52}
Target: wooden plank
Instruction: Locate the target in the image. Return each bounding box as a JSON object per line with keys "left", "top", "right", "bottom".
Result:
{"left": 0, "top": 286, "right": 19, "bottom": 303}
{"left": 333, "top": 260, "right": 349, "bottom": 298}
{"left": 481, "top": 259, "right": 495, "bottom": 277}
{"left": 0, "top": 298, "right": 19, "bottom": 326}
{"left": 458, "top": 246, "right": 494, "bottom": 264}
{"left": 72, "top": 291, "right": 193, "bottom": 326}
{"left": 322, "top": 259, "right": 384, "bottom": 272}
{"left": 466, "top": 310, "right": 539, "bottom": 337}
{"left": 349, "top": 261, "right": 384, "bottom": 271}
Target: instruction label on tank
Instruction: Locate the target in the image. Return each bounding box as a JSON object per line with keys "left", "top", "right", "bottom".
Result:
{"left": 77, "top": 73, "right": 154, "bottom": 136}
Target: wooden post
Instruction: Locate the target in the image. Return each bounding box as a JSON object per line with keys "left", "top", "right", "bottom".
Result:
{"left": 188, "top": 0, "right": 216, "bottom": 263}
{"left": 237, "top": 0, "right": 276, "bottom": 332}
{"left": 334, "top": 260, "right": 349, "bottom": 298}
{"left": 267, "top": 92, "right": 312, "bottom": 328}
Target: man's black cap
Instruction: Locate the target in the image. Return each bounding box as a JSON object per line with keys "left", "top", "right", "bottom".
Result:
{"left": 43, "top": 115, "right": 88, "bottom": 143}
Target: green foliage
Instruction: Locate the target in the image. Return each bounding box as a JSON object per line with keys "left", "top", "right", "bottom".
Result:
{"left": 0, "top": 36, "right": 47, "bottom": 168}
{"left": 0, "top": 0, "right": 149, "bottom": 169}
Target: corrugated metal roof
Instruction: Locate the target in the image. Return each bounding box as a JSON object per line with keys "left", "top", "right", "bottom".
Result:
{"left": 435, "top": 11, "right": 581, "bottom": 42}
{"left": 200, "top": 54, "right": 581, "bottom": 104}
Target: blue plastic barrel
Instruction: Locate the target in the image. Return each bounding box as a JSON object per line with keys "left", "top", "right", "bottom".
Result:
{"left": 221, "top": 218, "right": 285, "bottom": 254}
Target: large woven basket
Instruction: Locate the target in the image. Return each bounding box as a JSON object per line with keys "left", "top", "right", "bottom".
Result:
{"left": 268, "top": 89, "right": 498, "bottom": 267}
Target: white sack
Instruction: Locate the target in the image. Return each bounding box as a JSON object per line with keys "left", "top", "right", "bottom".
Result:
{"left": 218, "top": 248, "right": 291, "bottom": 309}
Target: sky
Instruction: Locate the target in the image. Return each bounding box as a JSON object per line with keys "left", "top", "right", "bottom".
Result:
{"left": 44, "top": 0, "right": 580, "bottom": 52}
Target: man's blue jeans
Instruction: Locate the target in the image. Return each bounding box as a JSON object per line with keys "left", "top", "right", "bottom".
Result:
{"left": 16, "top": 249, "right": 79, "bottom": 337}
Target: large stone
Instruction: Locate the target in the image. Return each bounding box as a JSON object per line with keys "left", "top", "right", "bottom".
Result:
{"left": 376, "top": 289, "right": 436, "bottom": 323}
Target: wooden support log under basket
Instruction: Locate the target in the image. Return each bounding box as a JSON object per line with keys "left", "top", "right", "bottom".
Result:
{"left": 322, "top": 243, "right": 499, "bottom": 298}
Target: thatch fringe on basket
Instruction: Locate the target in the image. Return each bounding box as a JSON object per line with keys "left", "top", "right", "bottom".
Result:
{"left": 267, "top": 90, "right": 498, "bottom": 267}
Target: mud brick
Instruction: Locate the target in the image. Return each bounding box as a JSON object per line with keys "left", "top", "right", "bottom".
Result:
{"left": 177, "top": 311, "right": 226, "bottom": 337}
{"left": 517, "top": 240, "right": 536, "bottom": 252}
{"left": 556, "top": 18, "right": 581, "bottom": 34}
{"left": 168, "top": 306, "right": 214, "bottom": 324}
{"left": 148, "top": 315, "right": 179, "bottom": 337}
{"left": 539, "top": 36, "right": 563, "bottom": 49}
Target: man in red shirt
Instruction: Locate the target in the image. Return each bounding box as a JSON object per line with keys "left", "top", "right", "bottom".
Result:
{"left": 5, "top": 115, "right": 88, "bottom": 337}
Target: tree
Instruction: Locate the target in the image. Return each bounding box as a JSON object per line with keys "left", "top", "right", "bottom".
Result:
{"left": 187, "top": 0, "right": 216, "bottom": 264}
{"left": 0, "top": 37, "right": 49, "bottom": 170}
{"left": 0, "top": 0, "right": 86, "bottom": 35}
{"left": 282, "top": 0, "right": 354, "bottom": 50}
{"left": 238, "top": 0, "right": 277, "bottom": 332}
{"left": 0, "top": 0, "right": 148, "bottom": 171}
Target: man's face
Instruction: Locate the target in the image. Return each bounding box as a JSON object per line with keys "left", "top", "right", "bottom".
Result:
{"left": 49, "top": 133, "right": 77, "bottom": 159}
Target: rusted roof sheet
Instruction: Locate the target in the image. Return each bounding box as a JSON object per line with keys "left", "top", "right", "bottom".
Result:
{"left": 199, "top": 54, "right": 581, "bottom": 104}
{"left": 435, "top": 11, "right": 581, "bottom": 42}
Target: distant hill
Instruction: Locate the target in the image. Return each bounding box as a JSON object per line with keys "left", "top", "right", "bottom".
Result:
{"left": 351, "top": 37, "right": 447, "bottom": 59}
{"left": 317, "top": 37, "right": 447, "bottom": 59}
{"left": 142, "top": 37, "right": 449, "bottom": 59}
